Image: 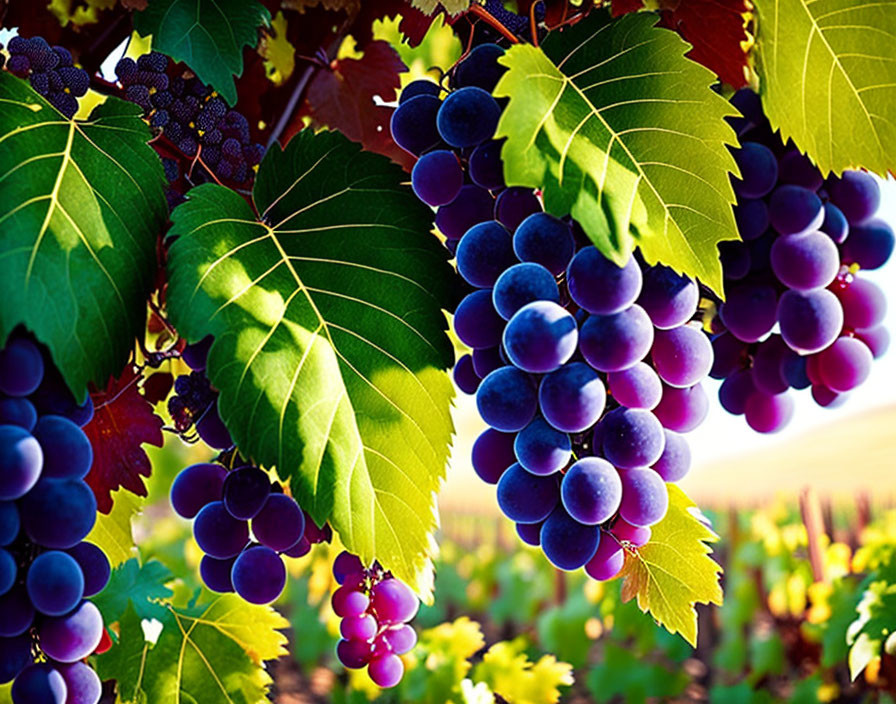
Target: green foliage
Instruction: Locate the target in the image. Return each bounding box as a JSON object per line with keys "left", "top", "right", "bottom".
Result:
{"left": 133, "top": 0, "right": 270, "bottom": 105}
{"left": 472, "top": 639, "right": 574, "bottom": 704}
{"left": 619, "top": 484, "right": 723, "bottom": 646}
{"left": 586, "top": 642, "right": 688, "bottom": 703}
{"left": 494, "top": 10, "right": 739, "bottom": 295}
{"left": 85, "top": 488, "right": 143, "bottom": 567}
{"left": 93, "top": 558, "right": 174, "bottom": 623}
{"left": 847, "top": 572, "right": 896, "bottom": 679}
{"left": 0, "top": 74, "right": 167, "bottom": 400}
{"left": 536, "top": 588, "right": 593, "bottom": 668}
{"left": 165, "top": 129, "right": 455, "bottom": 597}
{"left": 753, "top": 0, "right": 896, "bottom": 176}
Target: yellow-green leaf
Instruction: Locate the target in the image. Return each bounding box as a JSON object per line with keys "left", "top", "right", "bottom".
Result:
{"left": 85, "top": 489, "right": 143, "bottom": 567}
{"left": 473, "top": 639, "right": 574, "bottom": 704}
{"left": 619, "top": 484, "right": 723, "bottom": 647}
{"left": 754, "top": 0, "right": 896, "bottom": 176}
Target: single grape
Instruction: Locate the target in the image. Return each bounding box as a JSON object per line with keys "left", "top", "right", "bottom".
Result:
{"left": 435, "top": 185, "right": 494, "bottom": 239}
{"left": 382, "top": 624, "right": 417, "bottom": 655}
{"left": 341, "top": 614, "right": 378, "bottom": 641}
{"left": 503, "top": 301, "right": 578, "bottom": 374}
{"left": 512, "top": 213, "right": 576, "bottom": 275}
{"left": 651, "top": 325, "right": 713, "bottom": 388}
{"left": 734, "top": 198, "right": 770, "bottom": 242}
{"left": 251, "top": 494, "right": 305, "bottom": 552}
{"left": 516, "top": 521, "right": 544, "bottom": 546}
{"left": 770, "top": 230, "right": 840, "bottom": 290}
{"left": 223, "top": 466, "right": 271, "bottom": 520}
{"left": 389, "top": 95, "right": 442, "bottom": 155}
{"left": 777, "top": 289, "right": 844, "bottom": 354}
{"left": 469, "top": 139, "right": 505, "bottom": 190}
{"left": 411, "top": 150, "right": 463, "bottom": 206}
{"left": 842, "top": 218, "right": 895, "bottom": 270}
{"left": 200, "top": 555, "right": 236, "bottom": 592}
{"left": 231, "top": 546, "right": 287, "bottom": 604}
{"left": 719, "top": 241, "right": 751, "bottom": 280}
{"left": 732, "top": 142, "right": 778, "bottom": 198}
{"left": 619, "top": 468, "right": 668, "bottom": 527}
{"left": 0, "top": 501, "right": 20, "bottom": 545}
{"left": 0, "top": 586, "right": 34, "bottom": 637}
{"left": 496, "top": 463, "right": 559, "bottom": 523}
{"left": 193, "top": 501, "right": 249, "bottom": 559}
{"left": 453, "top": 354, "right": 480, "bottom": 395}
{"left": 768, "top": 185, "right": 824, "bottom": 235}
{"left": 436, "top": 86, "right": 500, "bottom": 148}
{"left": 0, "top": 337, "right": 44, "bottom": 396}
{"left": 538, "top": 362, "right": 606, "bottom": 433}
{"left": 333, "top": 552, "right": 364, "bottom": 585}
{"left": 638, "top": 266, "right": 699, "bottom": 329}
{"left": 39, "top": 600, "right": 104, "bottom": 663}
{"left": 856, "top": 326, "right": 890, "bottom": 359}
{"left": 170, "top": 463, "right": 227, "bottom": 519}
{"left": 584, "top": 534, "right": 625, "bottom": 581}
{"left": 0, "top": 425, "right": 43, "bottom": 500}
{"left": 718, "top": 369, "right": 755, "bottom": 415}
{"left": 336, "top": 638, "right": 372, "bottom": 668}
{"left": 371, "top": 577, "right": 419, "bottom": 623}
{"left": 836, "top": 278, "right": 887, "bottom": 331}
{"left": 368, "top": 653, "right": 404, "bottom": 688}
{"left": 817, "top": 336, "right": 873, "bottom": 392}
{"left": 492, "top": 263, "right": 560, "bottom": 320}
{"left": 0, "top": 398, "right": 38, "bottom": 430}
{"left": 567, "top": 247, "right": 642, "bottom": 315}
{"left": 828, "top": 170, "right": 880, "bottom": 225}
{"left": 719, "top": 283, "right": 778, "bottom": 343}
{"left": 744, "top": 392, "right": 794, "bottom": 433}
{"left": 21, "top": 478, "right": 96, "bottom": 548}
{"left": 607, "top": 362, "right": 663, "bottom": 409}
{"left": 472, "top": 346, "right": 504, "bottom": 379}
{"left": 196, "top": 403, "right": 232, "bottom": 450}
{"left": 561, "top": 457, "right": 622, "bottom": 525}
{"left": 55, "top": 661, "right": 101, "bottom": 704}
{"left": 781, "top": 352, "right": 811, "bottom": 390}
{"left": 750, "top": 335, "right": 790, "bottom": 395}
{"left": 652, "top": 429, "right": 691, "bottom": 482}
{"left": 710, "top": 333, "right": 747, "bottom": 380}
{"left": 514, "top": 418, "right": 571, "bottom": 476}
{"left": 398, "top": 79, "right": 440, "bottom": 104}
{"left": 453, "top": 43, "right": 506, "bottom": 92}
{"left": 332, "top": 586, "right": 369, "bottom": 618}
{"left": 476, "top": 366, "right": 538, "bottom": 433}
{"left": 811, "top": 384, "right": 847, "bottom": 408}
{"left": 820, "top": 202, "right": 849, "bottom": 244}
{"left": 10, "top": 664, "right": 67, "bottom": 704}
{"left": 456, "top": 220, "right": 515, "bottom": 288}
{"left": 453, "top": 290, "right": 505, "bottom": 349}
{"left": 540, "top": 506, "right": 600, "bottom": 571}
{"left": 0, "top": 633, "right": 31, "bottom": 685}
{"left": 580, "top": 305, "right": 654, "bottom": 373}
{"left": 652, "top": 383, "right": 708, "bottom": 433}
{"left": 600, "top": 408, "right": 665, "bottom": 469}
{"left": 32, "top": 415, "right": 92, "bottom": 480}
{"left": 776, "top": 149, "right": 823, "bottom": 190}
{"left": 494, "top": 187, "right": 542, "bottom": 231}
{"left": 611, "top": 518, "right": 651, "bottom": 547}
{"left": 64, "top": 542, "right": 109, "bottom": 598}
{"left": 283, "top": 537, "right": 311, "bottom": 558}
{"left": 472, "top": 428, "right": 516, "bottom": 484}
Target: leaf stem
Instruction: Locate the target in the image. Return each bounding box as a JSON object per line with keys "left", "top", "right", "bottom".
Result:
{"left": 265, "top": 60, "right": 318, "bottom": 150}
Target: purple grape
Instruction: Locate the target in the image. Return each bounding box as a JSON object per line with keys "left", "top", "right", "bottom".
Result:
{"left": 750, "top": 335, "right": 790, "bottom": 395}
{"left": 652, "top": 429, "right": 691, "bottom": 482}
{"left": 653, "top": 383, "right": 708, "bottom": 433}
{"left": 26, "top": 550, "right": 84, "bottom": 616}
{"left": 538, "top": 362, "right": 606, "bottom": 433}
{"left": 651, "top": 325, "right": 713, "bottom": 388}
{"left": 561, "top": 457, "right": 622, "bottom": 525}
{"left": 0, "top": 425, "right": 42, "bottom": 500}
{"left": 856, "top": 326, "right": 890, "bottom": 358}
{"left": 817, "top": 336, "right": 873, "bottom": 392}
{"left": 472, "top": 428, "right": 516, "bottom": 484}
{"left": 828, "top": 170, "right": 880, "bottom": 225}
{"left": 768, "top": 185, "right": 824, "bottom": 235}
{"left": 332, "top": 587, "right": 369, "bottom": 618}
{"left": 719, "top": 283, "right": 778, "bottom": 343}
{"left": 0, "top": 633, "right": 31, "bottom": 684}
{"left": 781, "top": 352, "right": 811, "bottom": 390}
{"left": 770, "top": 230, "right": 840, "bottom": 290}
{"left": 340, "top": 614, "right": 378, "bottom": 641}
{"left": 637, "top": 265, "right": 699, "bottom": 329}
{"left": 231, "top": 546, "right": 287, "bottom": 604}
{"left": 476, "top": 366, "right": 537, "bottom": 432}
{"left": 842, "top": 218, "right": 894, "bottom": 270}
{"left": 454, "top": 43, "right": 506, "bottom": 92}
{"left": 437, "top": 86, "right": 500, "bottom": 148}
{"left": 283, "top": 536, "right": 311, "bottom": 558}
{"left": 580, "top": 305, "right": 654, "bottom": 373}
{"left": 540, "top": 506, "right": 600, "bottom": 571}
{"left": 182, "top": 336, "right": 213, "bottom": 371}
{"left": 337, "top": 638, "right": 372, "bottom": 668}
{"left": 496, "top": 463, "right": 559, "bottom": 523}
{"left": 514, "top": 418, "right": 571, "bottom": 475}
{"left": 619, "top": 468, "right": 668, "bottom": 527}
{"left": 836, "top": 278, "right": 886, "bottom": 330}
{"left": 611, "top": 518, "right": 651, "bottom": 547}
{"left": 0, "top": 586, "right": 34, "bottom": 636}
{"left": 456, "top": 220, "right": 515, "bottom": 288}
{"left": 200, "top": 555, "right": 236, "bottom": 592}
{"left": 811, "top": 384, "right": 847, "bottom": 408}
{"left": 607, "top": 363, "right": 662, "bottom": 409}
{"left": 734, "top": 198, "right": 770, "bottom": 242}
{"left": 472, "top": 346, "right": 503, "bottom": 378}
{"left": 492, "top": 263, "right": 560, "bottom": 320}
{"left": 435, "top": 185, "right": 494, "bottom": 239}
{"left": 371, "top": 577, "right": 419, "bottom": 623}
{"left": 600, "top": 408, "right": 665, "bottom": 469}
{"left": 516, "top": 521, "right": 544, "bottom": 546}
{"left": 777, "top": 289, "right": 844, "bottom": 354}
{"left": 382, "top": 624, "right": 417, "bottom": 655}
{"left": 584, "top": 534, "right": 624, "bottom": 581}
{"left": 39, "top": 600, "right": 103, "bottom": 663}
{"left": 10, "top": 664, "right": 67, "bottom": 704}
{"left": 732, "top": 142, "right": 778, "bottom": 198}
{"left": 411, "top": 150, "right": 463, "bottom": 206}
{"left": 56, "top": 661, "right": 101, "bottom": 704}
{"left": 494, "top": 187, "right": 542, "bottom": 231}
{"left": 21, "top": 478, "right": 96, "bottom": 549}
{"left": 504, "top": 301, "right": 578, "bottom": 373}
{"left": 193, "top": 501, "right": 249, "bottom": 559}
{"left": 0, "top": 548, "right": 15, "bottom": 595}
{"left": 820, "top": 202, "right": 849, "bottom": 244}
{"left": 513, "top": 213, "right": 576, "bottom": 275}
{"left": 196, "top": 403, "right": 232, "bottom": 449}
{"left": 453, "top": 354, "right": 480, "bottom": 394}
{"left": 744, "top": 392, "right": 794, "bottom": 433}
{"left": 454, "top": 290, "right": 504, "bottom": 349}
{"left": 0, "top": 398, "right": 38, "bottom": 431}
{"left": 368, "top": 653, "right": 404, "bottom": 688}
{"left": 567, "top": 247, "right": 642, "bottom": 315}
{"left": 223, "top": 466, "right": 271, "bottom": 520}
{"left": 776, "top": 149, "right": 823, "bottom": 190}
{"left": 469, "top": 139, "right": 505, "bottom": 190}
{"left": 390, "top": 95, "right": 442, "bottom": 155}
{"left": 170, "top": 463, "right": 227, "bottom": 519}
{"left": 252, "top": 494, "right": 305, "bottom": 552}
{"left": 719, "top": 241, "right": 751, "bottom": 280}
{"left": 0, "top": 501, "right": 20, "bottom": 546}
{"left": 710, "top": 332, "right": 747, "bottom": 379}
{"left": 0, "top": 337, "right": 44, "bottom": 396}
{"left": 333, "top": 552, "right": 364, "bottom": 585}
{"left": 399, "top": 79, "right": 440, "bottom": 104}
{"left": 33, "top": 415, "right": 92, "bottom": 480}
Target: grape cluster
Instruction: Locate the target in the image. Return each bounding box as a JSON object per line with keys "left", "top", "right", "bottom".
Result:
{"left": 332, "top": 551, "right": 419, "bottom": 688}
{"left": 4, "top": 36, "right": 89, "bottom": 118}
{"left": 170, "top": 458, "right": 327, "bottom": 604}
{"left": 709, "top": 90, "right": 893, "bottom": 433}
{"left": 114, "top": 53, "right": 264, "bottom": 185}
{"left": 0, "top": 332, "right": 110, "bottom": 704}
{"left": 392, "top": 46, "right": 711, "bottom": 578}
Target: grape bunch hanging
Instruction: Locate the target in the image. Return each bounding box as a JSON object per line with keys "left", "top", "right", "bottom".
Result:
{"left": 709, "top": 90, "right": 893, "bottom": 433}
{"left": 391, "top": 44, "right": 712, "bottom": 577}
{"left": 4, "top": 36, "right": 89, "bottom": 118}
{"left": 0, "top": 333, "right": 110, "bottom": 704}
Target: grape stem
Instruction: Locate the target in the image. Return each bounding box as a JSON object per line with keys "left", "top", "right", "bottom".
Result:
{"left": 468, "top": 4, "right": 521, "bottom": 44}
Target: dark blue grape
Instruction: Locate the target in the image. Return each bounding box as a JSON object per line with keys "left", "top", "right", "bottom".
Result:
{"left": 399, "top": 79, "right": 440, "bottom": 104}
{"left": 820, "top": 202, "right": 849, "bottom": 244}
{"left": 21, "top": 478, "right": 96, "bottom": 548}
{"left": 453, "top": 290, "right": 504, "bottom": 349}
{"left": 561, "top": 457, "right": 622, "bottom": 525}
{"left": 65, "top": 541, "right": 110, "bottom": 597}
{"left": 10, "top": 664, "right": 67, "bottom": 704}
{"left": 456, "top": 220, "right": 515, "bottom": 288}
{"left": 476, "top": 366, "right": 537, "bottom": 432}
{"left": 516, "top": 521, "right": 543, "bottom": 546}
{"left": 732, "top": 142, "right": 777, "bottom": 198}
{"left": 193, "top": 501, "right": 249, "bottom": 559}
{"left": 828, "top": 170, "right": 880, "bottom": 225}
{"left": 494, "top": 187, "right": 541, "bottom": 231}
{"left": 223, "top": 466, "right": 271, "bottom": 520}
{"left": 453, "top": 43, "right": 506, "bottom": 92}
{"left": 252, "top": 494, "right": 305, "bottom": 552}
{"left": 0, "top": 425, "right": 43, "bottom": 500}
{"left": 496, "top": 463, "right": 559, "bottom": 523}
{"left": 512, "top": 213, "right": 575, "bottom": 275}
{"left": 492, "top": 263, "right": 559, "bottom": 320}
{"left": 768, "top": 185, "right": 824, "bottom": 235}
{"left": 170, "top": 463, "right": 227, "bottom": 519}
{"left": 0, "top": 336, "right": 44, "bottom": 397}
{"left": 514, "top": 417, "right": 570, "bottom": 476}
{"left": 538, "top": 362, "right": 606, "bottom": 434}
{"left": 0, "top": 398, "right": 37, "bottom": 431}
{"left": 580, "top": 305, "right": 654, "bottom": 373}
{"left": 231, "top": 546, "right": 286, "bottom": 604}
{"left": 637, "top": 265, "right": 699, "bottom": 329}
{"left": 503, "top": 301, "right": 577, "bottom": 374}
{"left": 842, "top": 218, "right": 894, "bottom": 270}
{"left": 652, "top": 429, "right": 691, "bottom": 482}
{"left": 32, "top": 415, "right": 92, "bottom": 479}
{"left": 411, "top": 150, "right": 463, "bottom": 206}
{"left": 600, "top": 408, "right": 665, "bottom": 469}
{"left": 471, "top": 428, "right": 516, "bottom": 484}
{"left": 26, "top": 550, "right": 84, "bottom": 616}
{"left": 0, "top": 633, "right": 31, "bottom": 685}
{"left": 0, "top": 501, "right": 20, "bottom": 546}
{"left": 469, "top": 139, "right": 505, "bottom": 190}
{"left": 777, "top": 149, "right": 823, "bottom": 190}
{"left": 540, "top": 506, "right": 600, "bottom": 571}
{"left": 200, "top": 555, "right": 236, "bottom": 592}
{"left": 436, "top": 87, "right": 500, "bottom": 148}
{"left": 734, "top": 198, "right": 770, "bottom": 241}
{"left": 453, "top": 354, "right": 480, "bottom": 395}
{"left": 390, "top": 95, "right": 442, "bottom": 156}
{"left": 567, "top": 247, "right": 642, "bottom": 315}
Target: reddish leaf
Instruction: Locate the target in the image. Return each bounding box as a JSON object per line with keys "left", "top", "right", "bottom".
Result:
{"left": 142, "top": 371, "right": 174, "bottom": 405}
{"left": 293, "top": 40, "right": 415, "bottom": 170}
{"left": 611, "top": 0, "right": 751, "bottom": 88}
{"left": 84, "top": 366, "right": 164, "bottom": 514}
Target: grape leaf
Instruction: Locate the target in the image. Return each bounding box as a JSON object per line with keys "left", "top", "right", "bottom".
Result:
{"left": 93, "top": 558, "right": 174, "bottom": 623}
{"left": 753, "top": 0, "right": 896, "bottom": 176}
{"left": 86, "top": 488, "right": 143, "bottom": 567}
{"left": 133, "top": 0, "right": 271, "bottom": 105}
{"left": 0, "top": 74, "right": 167, "bottom": 402}
{"left": 84, "top": 365, "right": 164, "bottom": 513}
{"left": 297, "top": 39, "right": 415, "bottom": 170}
{"left": 612, "top": 0, "right": 752, "bottom": 88}
{"left": 847, "top": 577, "right": 896, "bottom": 679}
{"left": 473, "top": 639, "right": 574, "bottom": 704}
{"left": 411, "top": 0, "right": 471, "bottom": 15}
{"left": 165, "top": 129, "right": 455, "bottom": 597}
{"left": 619, "top": 484, "right": 723, "bottom": 647}
{"left": 97, "top": 594, "right": 287, "bottom": 704}
{"left": 494, "top": 10, "right": 740, "bottom": 295}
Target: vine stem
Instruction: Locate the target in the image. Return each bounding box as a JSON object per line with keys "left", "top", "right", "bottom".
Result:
{"left": 468, "top": 5, "right": 521, "bottom": 44}
{"left": 265, "top": 61, "right": 318, "bottom": 150}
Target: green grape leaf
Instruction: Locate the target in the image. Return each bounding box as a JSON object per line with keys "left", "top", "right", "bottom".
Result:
{"left": 494, "top": 10, "right": 740, "bottom": 295}
{"left": 753, "top": 0, "right": 896, "bottom": 176}
{"left": 93, "top": 558, "right": 174, "bottom": 623}
{"left": 0, "top": 74, "right": 167, "bottom": 401}
{"left": 619, "top": 484, "right": 723, "bottom": 647}
{"left": 97, "top": 594, "right": 287, "bottom": 704}
{"left": 133, "top": 0, "right": 271, "bottom": 105}
{"left": 586, "top": 642, "right": 689, "bottom": 703}
{"left": 166, "top": 129, "right": 455, "bottom": 597}
{"left": 473, "top": 638, "right": 574, "bottom": 704}
{"left": 846, "top": 577, "right": 896, "bottom": 679}
{"left": 85, "top": 488, "right": 143, "bottom": 567}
